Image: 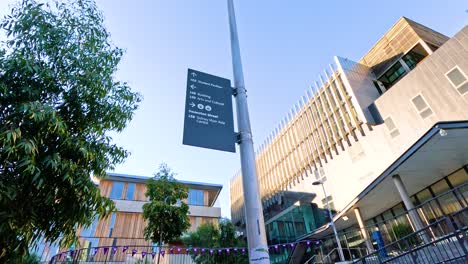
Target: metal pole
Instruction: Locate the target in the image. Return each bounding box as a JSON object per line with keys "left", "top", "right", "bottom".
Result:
{"left": 227, "top": 1, "right": 270, "bottom": 263}
{"left": 321, "top": 183, "right": 345, "bottom": 262}
{"left": 157, "top": 230, "right": 162, "bottom": 264}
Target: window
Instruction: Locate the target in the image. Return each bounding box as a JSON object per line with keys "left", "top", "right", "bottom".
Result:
{"left": 384, "top": 117, "right": 400, "bottom": 138}
{"left": 411, "top": 94, "right": 433, "bottom": 119}
{"left": 126, "top": 183, "right": 135, "bottom": 200}
{"left": 402, "top": 44, "right": 429, "bottom": 70}
{"left": 321, "top": 196, "right": 335, "bottom": 211}
{"left": 81, "top": 215, "right": 99, "bottom": 237}
{"left": 188, "top": 189, "right": 204, "bottom": 206}
{"left": 378, "top": 61, "right": 408, "bottom": 89}
{"left": 446, "top": 66, "right": 468, "bottom": 95}
{"left": 108, "top": 213, "right": 116, "bottom": 237}
{"left": 109, "top": 182, "right": 124, "bottom": 199}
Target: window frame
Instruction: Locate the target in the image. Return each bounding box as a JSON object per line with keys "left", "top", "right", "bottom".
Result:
{"left": 445, "top": 66, "right": 468, "bottom": 95}
{"left": 383, "top": 115, "right": 400, "bottom": 138}
{"left": 125, "top": 183, "right": 135, "bottom": 200}
{"left": 411, "top": 93, "right": 433, "bottom": 119}
{"left": 188, "top": 189, "right": 204, "bottom": 206}
{"left": 109, "top": 181, "right": 124, "bottom": 199}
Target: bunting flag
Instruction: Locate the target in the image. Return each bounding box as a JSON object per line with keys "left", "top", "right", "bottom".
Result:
{"left": 51, "top": 239, "right": 323, "bottom": 260}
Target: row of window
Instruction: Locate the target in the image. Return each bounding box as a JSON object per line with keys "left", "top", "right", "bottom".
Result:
{"left": 383, "top": 65, "right": 468, "bottom": 138}
{"left": 108, "top": 181, "right": 206, "bottom": 206}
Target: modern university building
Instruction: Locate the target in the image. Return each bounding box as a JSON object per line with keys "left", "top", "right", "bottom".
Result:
{"left": 230, "top": 17, "right": 468, "bottom": 263}
{"left": 34, "top": 173, "right": 222, "bottom": 263}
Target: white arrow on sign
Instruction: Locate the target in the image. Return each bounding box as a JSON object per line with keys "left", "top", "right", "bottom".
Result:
{"left": 190, "top": 84, "right": 196, "bottom": 89}
{"left": 191, "top": 72, "right": 197, "bottom": 77}
{"left": 190, "top": 102, "right": 195, "bottom": 107}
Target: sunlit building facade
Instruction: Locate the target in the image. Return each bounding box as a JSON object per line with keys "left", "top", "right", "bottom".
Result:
{"left": 230, "top": 17, "right": 468, "bottom": 263}
{"left": 33, "top": 173, "right": 222, "bottom": 262}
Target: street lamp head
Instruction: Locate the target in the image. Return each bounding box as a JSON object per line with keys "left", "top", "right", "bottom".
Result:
{"left": 312, "top": 180, "right": 323, "bottom": 186}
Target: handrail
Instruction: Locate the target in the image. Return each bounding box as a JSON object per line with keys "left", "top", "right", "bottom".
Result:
{"left": 303, "top": 254, "right": 317, "bottom": 264}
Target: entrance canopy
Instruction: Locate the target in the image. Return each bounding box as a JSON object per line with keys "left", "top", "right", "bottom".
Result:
{"left": 288, "top": 121, "right": 468, "bottom": 263}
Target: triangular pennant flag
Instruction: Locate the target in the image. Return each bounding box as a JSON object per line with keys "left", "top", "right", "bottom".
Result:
{"left": 93, "top": 248, "right": 98, "bottom": 255}
{"left": 160, "top": 250, "right": 165, "bottom": 257}
{"left": 112, "top": 247, "right": 117, "bottom": 254}
{"left": 142, "top": 251, "right": 147, "bottom": 257}
{"left": 103, "top": 247, "right": 109, "bottom": 254}
{"left": 123, "top": 246, "right": 128, "bottom": 252}
{"left": 132, "top": 249, "right": 137, "bottom": 256}
{"left": 151, "top": 252, "right": 156, "bottom": 259}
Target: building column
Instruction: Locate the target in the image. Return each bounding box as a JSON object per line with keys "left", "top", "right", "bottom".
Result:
{"left": 392, "top": 174, "right": 430, "bottom": 243}
{"left": 354, "top": 207, "right": 374, "bottom": 253}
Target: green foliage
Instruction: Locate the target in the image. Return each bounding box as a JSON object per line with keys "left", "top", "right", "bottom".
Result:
{"left": 0, "top": 0, "right": 141, "bottom": 261}
{"left": 183, "top": 219, "right": 248, "bottom": 264}
{"left": 143, "top": 164, "right": 190, "bottom": 245}
{"left": 391, "top": 222, "right": 419, "bottom": 249}
{"left": 23, "top": 253, "right": 40, "bottom": 264}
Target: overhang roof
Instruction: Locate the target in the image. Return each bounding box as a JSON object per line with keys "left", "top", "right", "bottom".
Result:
{"left": 103, "top": 172, "right": 223, "bottom": 207}
{"left": 288, "top": 121, "right": 468, "bottom": 263}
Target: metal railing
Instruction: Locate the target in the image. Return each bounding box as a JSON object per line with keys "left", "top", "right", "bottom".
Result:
{"left": 353, "top": 207, "right": 468, "bottom": 263}
{"left": 49, "top": 245, "right": 247, "bottom": 263}
{"left": 303, "top": 247, "right": 369, "bottom": 263}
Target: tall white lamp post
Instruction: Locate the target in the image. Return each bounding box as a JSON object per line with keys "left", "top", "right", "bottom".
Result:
{"left": 312, "top": 180, "right": 345, "bottom": 262}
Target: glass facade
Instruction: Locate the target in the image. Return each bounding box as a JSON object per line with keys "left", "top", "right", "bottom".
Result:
{"left": 378, "top": 61, "right": 407, "bottom": 89}
{"left": 266, "top": 203, "right": 327, "bottom": 264}
{"left": 331, "top": 166, "right": 468, "bottom": 251}
{"left": 402, "top": 44, "right": 428, "bottom": 69}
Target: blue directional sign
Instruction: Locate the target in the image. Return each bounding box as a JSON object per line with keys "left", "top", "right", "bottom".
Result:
{"left": 183, "top": 69, "right": 236, "bottom": 152}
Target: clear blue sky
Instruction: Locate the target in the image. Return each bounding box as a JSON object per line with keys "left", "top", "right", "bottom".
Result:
{"left": 1, "top": 1, "right": 466, "bottom": 217}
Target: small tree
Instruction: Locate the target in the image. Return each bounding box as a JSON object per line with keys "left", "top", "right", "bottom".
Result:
{"left": 183, "top": 219, "right": 248, "bottom": 264}
{"left": 143, "top": 163, "right": 190, "bottom": 263}
{"left": 0, "top": 0, "right": 141, "bottom": 261}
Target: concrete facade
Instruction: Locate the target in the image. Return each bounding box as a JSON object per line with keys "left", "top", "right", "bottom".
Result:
{"left": 229, "top": 18, "right": 468, "bottom": 259}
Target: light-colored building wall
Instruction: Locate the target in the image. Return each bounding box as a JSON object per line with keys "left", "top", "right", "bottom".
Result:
{"left": 229, "top": 21, "right": 467, "bottom": 231}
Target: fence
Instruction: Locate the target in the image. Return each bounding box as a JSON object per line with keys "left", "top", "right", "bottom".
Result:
{"left": 354, "top": 207, "right": 467, "bottom": 263}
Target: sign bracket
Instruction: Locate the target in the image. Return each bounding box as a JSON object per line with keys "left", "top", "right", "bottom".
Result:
{"left": 232, "top": 87, "right": 238, "bottom": 97}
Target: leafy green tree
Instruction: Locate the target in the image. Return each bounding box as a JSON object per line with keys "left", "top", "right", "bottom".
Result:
{"left": 183, "top": 219, "right": 248, "bottom": 264}
{"left": 0, "top": 0, "right": 141, "bottom": 261}
{"left": 143, "top": 163, "right": 190, "bottom": 263}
